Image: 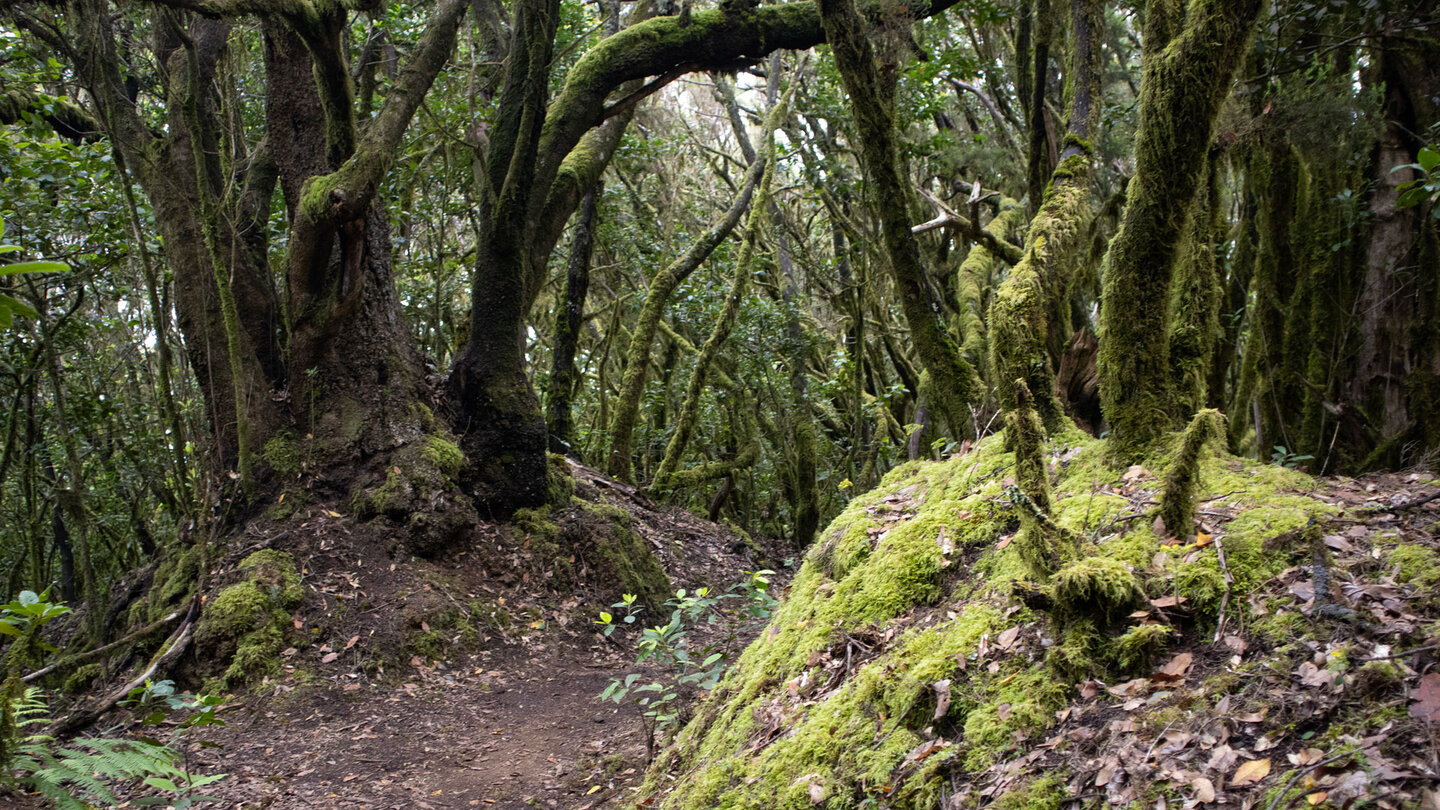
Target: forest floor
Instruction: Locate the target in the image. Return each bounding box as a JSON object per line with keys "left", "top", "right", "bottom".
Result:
{"left": 15, "top": 461, "right": 1440, "bottom": 809}
{"left": 144, "top": 461, "right": 796, "bottom": 810}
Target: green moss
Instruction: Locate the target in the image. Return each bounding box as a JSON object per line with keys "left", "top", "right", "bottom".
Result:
{"left": 195, "top": 550, "right": 303, "bottom": 688}
{"left": 262, "top": 432, "right": 303, "bottom": 479}
{"left": 1110, "top": 623, "right": 1175, "bottom": 672}
{"left": 1388, "top": 544, "right": 1440, "bottom": 588}
{"left": 1157, "top": 409, "right": 1225, "bottom": 540}
{"left": 62, "top": 663, "right": 102, "bottom": 695}
{"left": 239, "top": 549, "right": 304, "bottom": 609}
{"left": 992, "top": 773, "right": 1068, "bottom": 810}
{"left": 574, "top": 501, "right": 671, "bottom": 610}
{"left": 1051, "top": 556, "right": 1142, "bottom": 621}
{"left": 422, "top": 435, "right": 465, "bottom": 479}
{"left": 546, "top": 452, "right": 575, "bottom": 506}
{"left": 642, "top": 421, "right": 1334, "bottom": 808}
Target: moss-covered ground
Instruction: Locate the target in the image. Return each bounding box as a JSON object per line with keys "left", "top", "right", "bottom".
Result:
{"left": 640, "top": 426, "right": 1436, "bottom": 808}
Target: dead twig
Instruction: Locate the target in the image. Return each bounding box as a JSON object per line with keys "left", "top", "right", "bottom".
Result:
{"left": 1212, "top": 534, "right": 1235, "bottom": 643}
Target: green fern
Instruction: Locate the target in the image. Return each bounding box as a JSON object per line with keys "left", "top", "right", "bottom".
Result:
{"left": 4, "top": 688, "right": 188, "bottom": 808}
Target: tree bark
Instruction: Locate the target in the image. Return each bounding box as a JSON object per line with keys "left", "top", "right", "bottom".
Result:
{"left": 818, "top": 0, "right": 981, "bottom": 440}
{"left": 1097, "top": 0, "right": 1263, "bottom": 461}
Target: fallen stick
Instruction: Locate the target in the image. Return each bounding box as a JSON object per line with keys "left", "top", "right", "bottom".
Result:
{"left": 44, "top": 596, "right": 200, "bottom": 737}
{"left": 23, "top": 608, "right": 185, "bottom": 683}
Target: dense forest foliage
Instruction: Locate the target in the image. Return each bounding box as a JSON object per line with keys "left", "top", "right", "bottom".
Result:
{"left": 0, "top": 0, "right": 1437, "bottom": 802}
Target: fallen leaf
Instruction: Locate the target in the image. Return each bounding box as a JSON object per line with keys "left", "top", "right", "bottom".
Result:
{"left": 586, "top": 785, "right": 601, "bottom": 795}
{"left": 1297, "top": 661, "right": 1332, "bottom": 688}
{"left": 1191, "top": 777, "right": 1215, "bottom": 803}
{"left": 345, "top": 635, "right": 360, "bottom": 650}
{"left": 321, "top": 652, "right": 339, "bottom": 663}
{"left": 1327, "top": 771, "right": 1371, "bottom": 805}
{"left": 1322, "top": 534, "right": 1354, "bottom": 552}
{"left": 1158, "top": 652, "right": 1194, "bottom": 679}
{"left": 997, "top": 626, "right": 1021, "bottom": 649}
{"left": 933, "top": 680, "right": 952, "bottom": 720}
{"left": 1411, "top": 673, "right": 1440, "bottom": 724}
{"left": 1150, "top": 595, "right": 1188, "bottom": 609}
{"left": 1306, "top": 792, "right": 1327, "bottom": 805}
{"left": 1095, "top": 758, "right": 1119, "bottom": 787}
{"left": 1287, "top": 748, "right": 1326, "bottom": 767}
{"left": 1232, "top": 758, "right": 1271, "bottom": 786}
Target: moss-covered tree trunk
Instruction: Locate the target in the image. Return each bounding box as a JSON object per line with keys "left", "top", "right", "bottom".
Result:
{"left": 818, "top": 0, "right": 981, "bottom": 441}
{"left": 48, "top": 0, "right": 474, "bottom": 555}
{"left": 544, "top": 189, "right": 600, "bottom": 457}
{"left": 989, "top": 0, "right": 1102, "bottom": 425}
{"left": 1166, "top": 150, "right": 1224, "bottom": 418}
{"left": 1096, "top": 0, "right": 1263, "bottom": 461}
{"left": 605, "top": 159, "right": 765, "bottom": 483}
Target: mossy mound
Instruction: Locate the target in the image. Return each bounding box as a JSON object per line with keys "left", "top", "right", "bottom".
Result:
{"left": 511, "top": 500, "right": 673, "bottom": 611}
{"left": 351, "top": 431, "right": 477, "bottom": 557}
{"left": 642, "top": 426, "right": 1335, "bottom": 808}
{"left": 194, "top": 549, "right": 305, "bottom": 691}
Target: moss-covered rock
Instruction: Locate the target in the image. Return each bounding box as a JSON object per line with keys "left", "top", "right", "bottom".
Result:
{"left": 194, "top": 550, "right": 304, "bottom": 689}
{"left": 641, "top": 425, "right": 1333, "bottom": 808}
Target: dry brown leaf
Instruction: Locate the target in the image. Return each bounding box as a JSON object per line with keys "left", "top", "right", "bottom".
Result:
{"left": 1306, "top": 792, "right": 1327, "bottom": 806}
{"left": 1411, "top": 673, "right": 1440, "bottom": 725}
{"left": 1159, "top": 652, "right": 1194, "bottom": 678}
{"left": 321, "top": 652, "right": 339, "bottom": 663}
{"left": 1232, "top": 758, "right": 1271, "bottom": 787}
{"left": 997, "top": 626, "right": 1021, "bottom": 649}
{"left": 932, "top": 680, "right": 952, "bottom": 721}
{"left": 345, "top": 634, "right": 360, "bottom": 650}
{"left": 1190, "top": 777, "right": 1216, "bottom": 803}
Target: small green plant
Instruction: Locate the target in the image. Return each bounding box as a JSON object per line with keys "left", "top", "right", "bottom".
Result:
{"left": 1271, "top": 445, "right": 1314, "bottom": 469}
{"left": 728, "top": 569, "right": 778, "bottom": 620}
{"left": 597, "top": 575, "right": 778, "bottom": 761}
{"left": 123, "top": 680, "right": 228, "bottom": 808}
{"left": 0, "top": 593, "right": 227, "bottom": 808}
{"left": 1394, "top": 145, "right": 1440, "bottom": 218}
{"left": 594, "top": 592, "right": 643, "bottom": 638}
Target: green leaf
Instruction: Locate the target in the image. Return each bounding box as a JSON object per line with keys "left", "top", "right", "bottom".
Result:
{"left": 0, "top": 295, "right": 37, "bottom": 327}
{"left": 1419, "top": 146, "right": 1439, "bottom": 173}
{"left": 143, "top": 776, "right": 180, "bottom": 792}
{"left": 0, "top": 260, "right": 68, "bottom": 276}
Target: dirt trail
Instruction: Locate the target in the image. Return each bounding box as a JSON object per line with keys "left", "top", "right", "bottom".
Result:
{"left": 169, "top": 462, "right": 787, "bottom": 810}
{"left": 194, "top": 641, "right": 649, "bottom": 809}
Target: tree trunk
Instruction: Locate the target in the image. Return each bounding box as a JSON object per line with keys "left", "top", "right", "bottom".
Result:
{"left": 1097, "top": 0, "right": 1263, "bottom": 461}
{"left": 545, "top": 189, "right": 600, "bottom": 456}
{"left": 989, "top": 0, "right": 1102, "bottom": 426}
{"left": 819, "top": 0, "right": 982, "bottom": 440}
